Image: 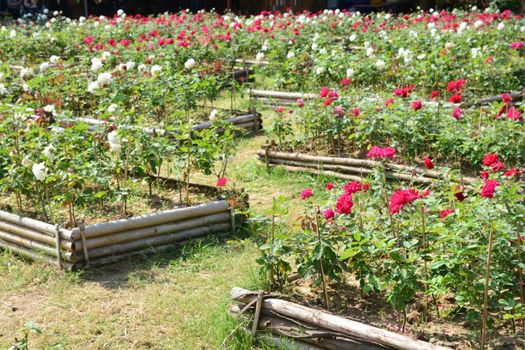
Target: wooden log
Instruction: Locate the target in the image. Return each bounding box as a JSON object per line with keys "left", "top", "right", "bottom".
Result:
{"left": 75, "top": 212, "right": 231, "bottom": 250}
{"left": 191, "top": 113, "right": 259, "bottom": 131}
{"left": 0, "top": 210, "right": 74, "bottom": 240}
{"left": 73, "top": 221, "right": 231, "bottom": 261}
{"left": 70, "top": 200, "right": 229, "bottom": 240}
{"left": 0, "top": 228, "right": 76, "bottom": 262}
{"left": 257, "top": 314, "right": 388, "bottom": 350}
{"left": 0, "top": 221, "right": 74, "bottom": 251}
{"left": 84, "top": 227, "right": 234, "bottom": 268}
{"left": 235, "top": 58, "right": 270, "bottom": 66}
{"left": 270, "top": 164, "right": 364, "bottom": 182}
{"left": 249, "top": 89, "right": 318, "bottom": 101}
{"left": 231, "top": 288, "right": 452, "bottom": 350}
{"left": 266, "top": 158, "right": 434, "bottom": 185}
{"left": 259, "top": 149, "right": 477, "bottom": 185}
{"left": 0, "top": 240, "right": 74, "bottom": 270}
{"left": 461, "top": 90, "right": 524, "bottom": 108}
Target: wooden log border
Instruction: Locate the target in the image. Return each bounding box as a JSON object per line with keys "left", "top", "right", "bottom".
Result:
{"left": 258, "top": 147, "right": 478, "bottom": 187}
{"left": 0, "top": 192, "right": 246, "bottom": 270}
{"left": 230, "top": 287, "right": 452, "bottom": 350}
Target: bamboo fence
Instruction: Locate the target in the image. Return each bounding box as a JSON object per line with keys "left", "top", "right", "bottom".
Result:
{"left": 258, "top": 146, "right": 478, "bottom": 187}
{"left": 0, "top": 198, "right": 240, "bottom": 270}
{"left": 230, "top": 287, "right": 452, "bottom": 350}
{"left": 249, "top": 89, "right": 524, "bottom": 108}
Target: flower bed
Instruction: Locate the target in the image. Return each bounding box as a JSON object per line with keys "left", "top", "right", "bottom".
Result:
{"left": 0, "top": 194, "right": 239, "bottom": 270}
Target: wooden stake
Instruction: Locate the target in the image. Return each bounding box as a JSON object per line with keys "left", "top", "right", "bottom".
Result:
{"left": 481, "top": 228, "right": 495, "bottom": 349}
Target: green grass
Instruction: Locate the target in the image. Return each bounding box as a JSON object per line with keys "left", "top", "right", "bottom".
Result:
{"left": 0, "top": 127, "right": 339, "bottom": 349}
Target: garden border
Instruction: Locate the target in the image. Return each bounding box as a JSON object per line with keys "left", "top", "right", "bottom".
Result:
{"left": 257, "top": 146, "right": 478, "bottom": 187}
{"left": 0, "top": 182, "right": 247, "bottom": 270}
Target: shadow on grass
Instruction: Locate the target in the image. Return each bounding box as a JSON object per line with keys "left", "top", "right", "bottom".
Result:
{"left": 75, "top": 217, "right": 269, "bottom": 290}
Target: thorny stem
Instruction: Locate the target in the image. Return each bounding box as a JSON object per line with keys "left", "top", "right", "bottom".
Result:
{"left": 481, "top": 227, "right": 495, "bottom": 350}
{"left": 314, "top": 206, "right": 330, "bottom": 311}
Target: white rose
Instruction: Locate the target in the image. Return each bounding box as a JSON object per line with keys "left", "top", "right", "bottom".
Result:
{"left": 9, "top": 30, "right": 16, "bottom": 38}
{"left": 315, "top": 67, "right": 324, "bottom": 75}
{"left": 209, "top": 109, "right": 218, "bottom": 122}
{"left": 125, "top": 61, "right": 135, "bottom": 70}
{"left": 375, "top": 59, "right": 386, "bottom": 69}
{"left": 39, "top": 62, "right": 50, "bottom": 73}
{"left": 87, "top": 81, "right": 99, "bottom": 93}
{"left": 138, "top": 64, "right": 148, "bottom": 73}
{"left": 184, "top": 58, "right": 196, "bottom": 69}
{"left": 20, "top": 68, "right": 31, "bottom": 79}
{"left": 0, "top": 83, "right": 6, "bottom": 95}
{"left": 150, "top": 65, "right": 162, "bottom": 76}
{"left": 43, "top": 105, "right": 55, "bottom": 113}
{"left": 474, "top": 20, "right": 484, "bottom": 28}
{"left": 49, "top": 55, "right": 60, "bottom": 64}
{"left": 91, "top": 57, "right": 103, "bottom": 72}
{"left": 349, "top": 33, "right": 356, "bottom": 42}
{"left": 255, "top": 52, "right": 265, "bottom": 62}
{"left": 286, "top": 51, "right": 295, "bottom": 59}
{"left": 32, "top": 162, "right": 48, "bottom": 182}
{"left": 108, "top": 104, "right": 118, "bottom": 113}
{"left": 497, "top": 22, "right": 504, "bottom": 30}
{"left": 311, "top": 43, "right": 318, "bottom": 51}
{"left": 107, "top": 130, "right": 121, "bottom": 152}
{"left": 366, "top": 47, "right": 374, "bottom": 57}
{"left": 22, "top": 155, "right": 31, "bottom": 167}
{"left": 346, "top": 68, "right": 354, "bottom": 77}
{"left": 43, "top": 144, "right": 55, "bottom": 161}
{"left": 97, "top": 72, "right": 113, "bottom": 85}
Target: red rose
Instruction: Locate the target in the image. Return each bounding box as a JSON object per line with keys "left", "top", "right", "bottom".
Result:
{"left": 323, "top": 208, "right": 335, "bottom": 221}
{"left": 297, "top": 98, "right": 304, "bottom": 108}
{"left": 341, "top": 78, "right": 351, "bottom": 86}
{"left": 335, "top": 193, "right": 353, "bottom": 215}
{"left": 454, "top": 185, "right": 466, "bottom": 202}
{"left": 301, "top": 188, "right": 313, "bottom": 200}
{"left": 351, "top": 107, "right": 360, "bottom": 117}
{"left": 424, "top": 157, "right": 434, "bottom": 169}
{"left": 430, "top": 90, "right": 440, "bottom": 99}
{"left": 449, "top": 94, "right": 462, "bottom": 103}
{"left": 216, "top": 177, "right": 228, "bottom": 187}
{"left": 319, "top": 87, "right": 330, "bottom": 98}
{"left": 324, "top": 98, "right": 334, "bottom": 106}
{"left": 325, "top": 182, "right": 334, "bottom": 190}
{"left": 385, "top": 98, "right": 394, "bottom": 107}
{"left": 389, "top": 189, "right": 420, "bottom": 214}
{"left": 482, "top": 153, "right": 499, "bottom": 167}
{"left": 440, "top": 209, "right": 454, "bottom": 219}
{"left": 411, "top": 100, "right": 423, "bottom": 111}
{"left": 504, "top": 168, "right": 518, "bottom": 178}
{"left": 481, "top": 179, "right": 499, "bottom": 198}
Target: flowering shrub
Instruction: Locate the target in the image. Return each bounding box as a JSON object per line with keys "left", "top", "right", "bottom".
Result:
{"left": 258, "top": 153, "right": 524, "bottom": 337}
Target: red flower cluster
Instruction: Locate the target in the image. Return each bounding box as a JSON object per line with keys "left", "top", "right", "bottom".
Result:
{"left": 323, "top": 208, "right": 335, "bottom": 220}
{"left": 393, "top": 84, "right": 415, "bottom": 98}
{"left": 335, "top": 192, "right": 354, "bottom": 215}
{"left": 343, "top": 181, "right": 370, "bottom": 195}
{"left": 424, "top": 156, "right": 434, "bottom": 169}
{"left": 447, "top": 79, "right": 466, "bottom": 94}
{"left": 510, "top": 41, "right": 523, "bottom": 50}
{"left": 216, "top": 177, "right": 228, "bottom": 187}
{"left": 452, "top": 107, "right": 462, "bottom": 120}
{"left": 440, "top": 208, "right": 454, "bottom": 218}
{"left": 411, "top": 100, "right": 423, "bottom": 110}
{"left": 481, "top": 179, "right": 499, "bottom": 198}
{"left": 301, "top": 188, "right": 314, "bottom": 200}
{"left": 389, "top": 189, "right": 420, "bottom": 214}
{"left": 367, "top": 146, "right": 396, "bottom": 160}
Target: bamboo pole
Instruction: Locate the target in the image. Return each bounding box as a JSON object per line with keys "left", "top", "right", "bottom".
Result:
{"left": 259, "top": 149, "right": 477, "bottom": 185}
{"left": 0, "top": 229, "right": 76, "bottom": 262}
{"left": 235, "top": 58, "right": 270, "bottom": 66}
{"left": 70, "top": 200, "right": 229, "bottom": 240}
{"left": 73, "top": 222, "right": 231, "bottom": 261}
{"left": 257, "top": 314, "right": 388, "bottom": 350}
{"left": 84, "top": 227, "right": 234, "bottom": 268}
{"left": 0, "top": 240, "right": 74, "bottom": 270}
{"left": 231, "top": 288, "right": 452, "bottom": 350}
{"left": 267, "top": 158, "right": 435, "bottom": 184}
{"left": 0, "top": 221, "right": 74, "bottom": 251}
{"left": 249, "top": 89, "right": 318, "bottom": 100}
{"left": 271, "top": 164, "right": 364, "bottom": 182}
{"left": 461, "top": 90, "right": 524, "bottom": 108}
{"left": 75, "top": 212, "right": 231, "bottom": 250}
{"left": 0, "top": 210, "right": 74, "bottom": 240}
